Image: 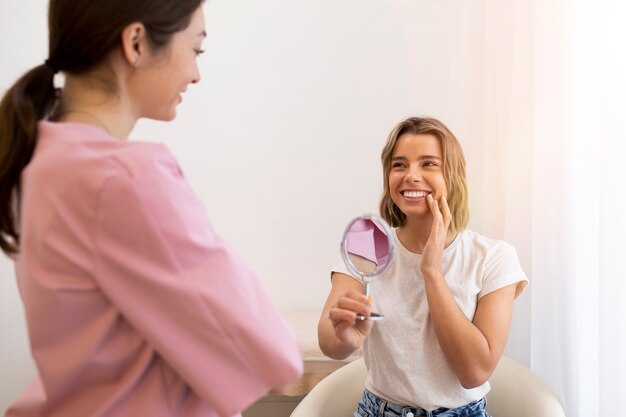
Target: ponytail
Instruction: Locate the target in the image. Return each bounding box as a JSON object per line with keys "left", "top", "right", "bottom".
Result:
{"left": 0, "top": 64, "right": 58, "bottom": 256}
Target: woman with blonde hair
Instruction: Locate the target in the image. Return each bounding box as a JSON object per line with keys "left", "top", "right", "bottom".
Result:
{"left": 319, "top": 117, "right": 527, "bottom": 417}
{"left": 0, "top": 1, "right": 302, "bottom": 416}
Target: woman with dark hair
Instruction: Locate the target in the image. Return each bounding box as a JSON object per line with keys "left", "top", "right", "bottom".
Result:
{"left": 0, "top": 1, "right": 302, "bottom": 416}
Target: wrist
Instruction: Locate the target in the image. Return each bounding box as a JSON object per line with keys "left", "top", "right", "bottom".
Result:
{"left": 420, "top": 266, "right": 443, "bottom": 280}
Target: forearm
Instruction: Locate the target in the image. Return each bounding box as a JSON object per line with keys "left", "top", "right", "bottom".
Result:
{"left": 318, "top": 275, "right": 372, "bottom": 360}
{"left": 422, "top": 271, "right": 496, "bottom": 388}
{"left": 317, "top": 316, "right": 360, "bottom": 360}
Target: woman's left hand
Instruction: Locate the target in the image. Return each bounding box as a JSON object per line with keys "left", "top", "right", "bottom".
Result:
{"left": 420, "top": 194, "right": 452, "bottom": 275}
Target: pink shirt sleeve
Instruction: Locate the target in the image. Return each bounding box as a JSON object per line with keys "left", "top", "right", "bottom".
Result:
{"left": 93, "top": 152, "right": 302, "bottom": 417}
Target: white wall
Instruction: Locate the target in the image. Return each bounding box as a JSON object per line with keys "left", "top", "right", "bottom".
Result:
{"left": 1, "top": 0, "right": 49, "bottom": 410}
{"left": 0, "top": 0, "right": 531, "bottom": 411}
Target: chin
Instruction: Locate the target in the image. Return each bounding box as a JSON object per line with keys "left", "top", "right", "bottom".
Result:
{"left": 404, "top": 209, "right": 430, "bottom": 218}
{"left": 149, "top": 111, "right": 177, "bottom": 122}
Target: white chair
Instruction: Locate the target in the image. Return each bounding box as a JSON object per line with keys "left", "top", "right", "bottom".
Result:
{"left": 289, "top": 356, "right": 566, "bottom": 417}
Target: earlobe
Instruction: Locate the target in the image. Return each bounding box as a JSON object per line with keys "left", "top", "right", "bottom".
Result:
{"left": 120, "top": 22, "right": 146, "bottom": 67}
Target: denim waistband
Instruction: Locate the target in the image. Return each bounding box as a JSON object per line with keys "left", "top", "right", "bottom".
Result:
{"left": 361, "top": 388, "right": 486, "bottom": 417}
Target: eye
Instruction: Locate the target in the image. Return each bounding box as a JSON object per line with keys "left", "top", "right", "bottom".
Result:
{"left": 194, "top": 48, "right": 205, "bottom": 57}
{"left": 391, "top": 162, "right": 406, "bottom": 169}
{"left": 422, "top": 161, "right": 438, "bottom": 168}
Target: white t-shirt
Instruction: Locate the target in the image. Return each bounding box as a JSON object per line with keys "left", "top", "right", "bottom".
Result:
{"left": 331, "top": 228, "right": 528, "bottom": 411}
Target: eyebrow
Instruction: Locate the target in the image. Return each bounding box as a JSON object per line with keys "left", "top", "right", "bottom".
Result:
{"left": 198, "top": 30, "right": 207, "bottom": 38}
{"left": 392, "top": 155, "right": 442, "bottom": 161}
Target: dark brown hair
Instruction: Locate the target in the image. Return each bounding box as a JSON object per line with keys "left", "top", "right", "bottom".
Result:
{"left": 379, "top": 117, "right": 469, "bottom": 233}
{"left": 0, "top": 0, "right": 203, "bottom": 256}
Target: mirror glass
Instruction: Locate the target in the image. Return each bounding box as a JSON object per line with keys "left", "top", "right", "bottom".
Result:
{"left": 341, "top": 214, "right": 395, "bottom": 320}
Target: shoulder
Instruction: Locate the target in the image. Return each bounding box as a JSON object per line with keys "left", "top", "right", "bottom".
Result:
{"left": 26, "top": 121, "right": 188, "bottom": 221}
{"left": 95, "top": 144, "right": 209, "bottom": 240}
{"left": 96, "top": 143, "right": 202, "bottom": 229}
{"left": 31, "top": 121, "right": 179, "bottom": 190}
{"left": 90, "top": 142, "right": 184, "bottom": 205}
{"left": 458, "top": 229, "right": 517, "bottom": 260}
{"left": 459, "top": 230, "right": 528, "bottom": 297}
{"left": 101, "top": 142, "right": 183, "bottom": 190}
{"left": 103, "top": 140, "right": 179, "bottom": 180}
{"left": 453, "top": 230, "right": 524, "bottom": 278}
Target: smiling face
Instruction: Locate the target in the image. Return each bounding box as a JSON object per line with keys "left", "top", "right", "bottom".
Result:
{"left": 128, "top": 6, "right": 206, "bottom": 121}
{"left": 379, "top": 117, "right": 469, "bottom": 231}
{"left": 388, "top": 133, "right": 448, "bottom": 220}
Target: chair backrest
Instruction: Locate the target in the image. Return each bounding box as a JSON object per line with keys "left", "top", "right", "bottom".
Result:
{"left": 290, "top": 357, "right": 367, "bottom": 417}
{"left": 290, "top": 356, "right": 566, "bottom": 417}
{"left": 486, "top": 356, "right": 566, "bottom": 417}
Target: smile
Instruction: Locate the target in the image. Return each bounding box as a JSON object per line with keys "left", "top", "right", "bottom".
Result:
{"left": 401, "top": 190, "right": 430, "bottom": 199}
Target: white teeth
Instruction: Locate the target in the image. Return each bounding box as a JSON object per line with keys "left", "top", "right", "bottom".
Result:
{"left": 403, "top": 191, "right": 428, "bottom": 198}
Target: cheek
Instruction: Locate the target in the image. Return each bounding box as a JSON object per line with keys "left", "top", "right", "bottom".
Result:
{"left": 427, "top": 176, "right": 447, "bottom": 198}
{"left": 438, "top": 180, "right": 448, "bottom": 197}
{"left": 388, "top": 172, "right": 401, "bottom": 188}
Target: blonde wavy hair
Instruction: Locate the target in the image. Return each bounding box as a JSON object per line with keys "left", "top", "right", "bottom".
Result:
{"left": 379, "top": 117, "right": 469, "bottom": 233}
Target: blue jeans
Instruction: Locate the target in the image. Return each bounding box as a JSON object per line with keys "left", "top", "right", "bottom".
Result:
{"left": 354, "top": 389, "right": 491, "bottom": 417}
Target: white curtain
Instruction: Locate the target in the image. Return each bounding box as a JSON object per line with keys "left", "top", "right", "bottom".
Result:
{"left": 458, "top": 0, "right": 534, "bottom": 365}
{"left": 531, "top": 1, "right": 626, "bottom": 416}
{"left": 471, "top": 1, "right": 626, "bottom": 416}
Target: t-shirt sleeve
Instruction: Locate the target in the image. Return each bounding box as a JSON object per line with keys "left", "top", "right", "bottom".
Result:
{"left": 92, "top": 154, "right": 302, "bottom": 417}
{"left": 478, "top": 241, "right": 528, "bottom": 299}
{"left": 330, "top": 253, "right": 363, "bottom": 283}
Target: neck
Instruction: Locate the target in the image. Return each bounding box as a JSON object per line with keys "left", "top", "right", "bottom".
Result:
{"left": 54, "top": 74, "right": 136, "bottom": 139}
{"left": 397, "top": 216, "right": 457, "bottom": 254}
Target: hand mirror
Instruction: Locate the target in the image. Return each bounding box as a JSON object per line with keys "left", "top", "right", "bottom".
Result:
{"left": 341, "top": 214, "right": 395, "bottom": 321}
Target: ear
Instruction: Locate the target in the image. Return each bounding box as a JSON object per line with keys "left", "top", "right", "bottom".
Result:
{"left": 120, "top": 22, "right": 147, "bottom": 68}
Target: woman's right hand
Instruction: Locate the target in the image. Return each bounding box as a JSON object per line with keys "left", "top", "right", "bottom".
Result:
{"left": 327, "top": 289, "right": 374, "bottom": 351}
{"left": 319, "top": 273, "right": 373, "bottom": 359}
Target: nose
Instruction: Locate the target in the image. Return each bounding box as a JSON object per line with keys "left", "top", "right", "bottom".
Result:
{"left": 404, "top": 166, "right": 422, "bottom": 182}
{"left": 191, "top": 61, "right": 201, "bottom": 84}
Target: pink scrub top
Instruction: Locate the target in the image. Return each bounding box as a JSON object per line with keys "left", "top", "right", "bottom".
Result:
{"left": 5, "top": 121, "right": 302, "bottom": 417}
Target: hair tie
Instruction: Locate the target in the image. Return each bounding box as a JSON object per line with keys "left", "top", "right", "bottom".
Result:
{"left": 44, "top": 58, "right": 60, "bottom": 74}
